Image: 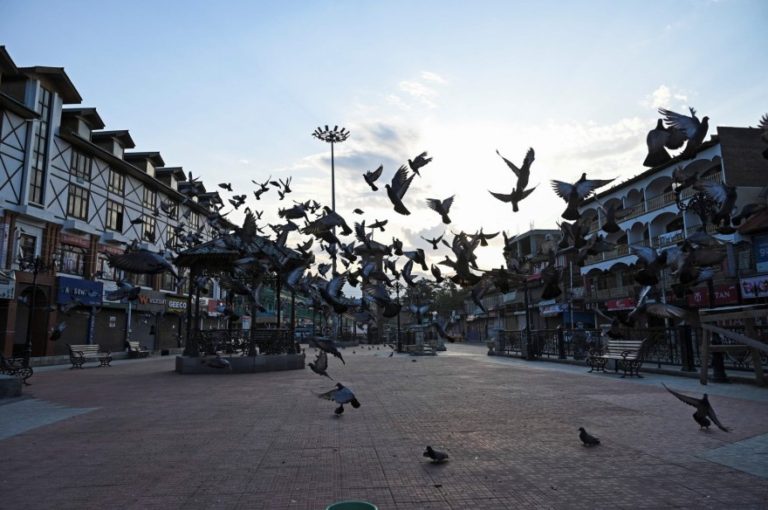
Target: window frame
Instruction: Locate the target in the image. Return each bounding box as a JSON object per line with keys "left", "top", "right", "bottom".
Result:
{"left": 66, "top": 184, "right": 90, "bottom": 221}
{"left": 108, "top": 169, "right": 125, "bottom": 195}
{"left": 70, "top": 150, "right": 92, "bottom": 182}
{"left": 106, "top": 199, "right": 124, "bottom": 232}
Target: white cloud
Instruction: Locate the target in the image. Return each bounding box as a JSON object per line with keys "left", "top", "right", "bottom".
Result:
{"left": 643, "top": 84, "right": 689, "bottom": 110}
{"left": 398, "top": 80, "right": 438, "bottom": 108}
{"left": 420, "top": 71, "right": 446, "bottom": 84}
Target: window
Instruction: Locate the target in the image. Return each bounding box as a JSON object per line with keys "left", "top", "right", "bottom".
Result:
{"left": 161, "top": 271, "right": 177, "bottom": 291}
{"left": 108, "top": 169, "right": 124, "bottom": 195}
{"left": 67, "top": 184, "right": 90, "bottom": 220}
{"left": 106, "top": 200, "right": 124, "bottom": 232}
{"left": 70, "top": 150, "right": 92, "bottom": 181}
{"left": 142, "top": 216, "right": 156, "bottom": 243}
{"left": 56, "top": 245, "right": 86, "bottom": 276}
{"left": 18, "top": 234, "right": 37, "bottom": 263}
{"left": 128, "top": 272, "right": 152, "bottom": 287}
{"left": 166, "top": 227, "right": 179, "bottom": 250}
{"left": 29, "top": 87, "right": 52, "bottom": 204}
{"left": 143, "top": 188, "right": 156, "bottom": 209}
{"left": 97, "top": 253, "right": 124, "bottom": 281}
{"left": 189, "top": 212, "right": 199, "bottom": 229}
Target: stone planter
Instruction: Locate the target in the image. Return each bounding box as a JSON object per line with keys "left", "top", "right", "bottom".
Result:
{"left": 175, "top": 353, "right": 305, "bottom": 374}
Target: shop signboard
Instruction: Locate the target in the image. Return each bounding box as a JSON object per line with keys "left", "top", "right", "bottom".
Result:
{"left": 207, "top": 299, "right": 222, "bottom": 316}
{"left": 165, "top": 295, "right": 188, "bottom": 314}
{"left": 57, "top": 276, "right": 103, "bottom": 305}
{"left": 606, "top": 297, "right": 635, "bottom": 311}
{"left": 135, "top": 290, "right": 167, "bottom": 313}
{"left": 754, "top": 235, "right": 768, "bottom": 273}
{"left": 740, "top": 274, "right": 768, "bottom": 300}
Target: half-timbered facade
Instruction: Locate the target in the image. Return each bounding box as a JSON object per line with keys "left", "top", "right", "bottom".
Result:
{"left": 0, "top": 47, "right": 224, "bottom": 358}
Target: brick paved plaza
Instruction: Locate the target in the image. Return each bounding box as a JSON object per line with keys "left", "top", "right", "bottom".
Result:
{"left": 2, "top": 344, "right": 767, "bottom": 510}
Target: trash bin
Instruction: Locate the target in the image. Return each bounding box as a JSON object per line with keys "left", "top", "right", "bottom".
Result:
{"left": 325, "top": 501, "right": 378, "bottom": 510}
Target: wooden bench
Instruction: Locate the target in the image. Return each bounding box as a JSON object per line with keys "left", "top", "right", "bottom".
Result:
{"left": 587, "top": 339, "right": 645, "bottom": 378}
{"left": 68, "top": 344, "right": 112, "bottom": 369}
{"left": 127, "top": 341, "right": 150, "bottom": 358}
{"left": 0, "top": 353, "right": 33, "bottom": 385}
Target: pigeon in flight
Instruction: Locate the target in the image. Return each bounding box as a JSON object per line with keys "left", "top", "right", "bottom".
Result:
{"left": 496, "top": 147, "right": 534, "bottom": 191}
{"left": 658, "top": 107, "right": 710, "bottom": 160}
{"left": 308, "top": 350, "right": 333, "bottom": 380}
{"left": 662, "top": 383, "right": 729, "bottom": 431}
{"left": 408, "top": 151, "right": 432, "bottom": 176}
{"left": 693, "top": 181, "right": 737, "bottom": 227}
{"left": 317, "top": 383, "right": 361, "bottom": 415}
{"left": 643, "top": 119, "right": 686, "bottom": 167}
{"left": 386, "top": 165, "right": 415, "bottom": 215}
{"left": 353, "top": 208, "right": 364, "bottom": 215}
{"left": 421, "top": 233, "right": 444, "bottom": 250}
{"left": 363, "top": 164, "right": 384, "bottom": 191}
{"left": 423, "top": 446, "right": 449, "bottom": 463}
{"left": 310, "top": 336, "right": 345, "bottom": 364}
{"left": 488, "top": 186, "right": 536, "bottom": 213}
{"left": 218, "top": 182, "right": 233, "bottom": 192}
{"left": 49, "top": 321, "right": 66, "bottom": 341}
{"left": 426, "top": 195, "right": 454, "bottom": 224}
{"left": 578, "top": 427, "right": 600, "bottom": 446}
{"left": 551, "top": 173, "right": 615, "bottom": 221}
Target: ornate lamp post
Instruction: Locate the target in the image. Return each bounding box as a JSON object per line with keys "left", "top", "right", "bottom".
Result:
{"left": 18, "top": 255, "right": 49, "bottom": 368}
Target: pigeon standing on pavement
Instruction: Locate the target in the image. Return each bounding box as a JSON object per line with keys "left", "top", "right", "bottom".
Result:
{"left": 423, "top": 446, "right": 449, "bottom": 463}
{"left": 317, "top": 383, "right": 361, "bottom": 415}
{"left": 578, "top": 427, "right": 600, "bottom": 446}
{"left": 662, "top": 383, "right": 730, "bottom": 431}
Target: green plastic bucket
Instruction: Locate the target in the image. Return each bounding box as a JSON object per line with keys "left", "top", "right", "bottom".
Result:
{"left": 325, "top": 501, "right": 378, "bottom": 510}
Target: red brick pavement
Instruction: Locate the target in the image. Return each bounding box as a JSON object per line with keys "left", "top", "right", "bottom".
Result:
{"left": 1, "top": 345, "right": 767, "bottom": 509}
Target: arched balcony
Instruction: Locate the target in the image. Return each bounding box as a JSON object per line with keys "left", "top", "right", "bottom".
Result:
{"left": 650, "top": 212, "right": 684, "bottom": 248}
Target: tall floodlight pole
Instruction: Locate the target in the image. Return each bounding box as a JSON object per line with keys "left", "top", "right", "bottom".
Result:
{"left": 313, "top": 125, "right": 349, "bottom": 340}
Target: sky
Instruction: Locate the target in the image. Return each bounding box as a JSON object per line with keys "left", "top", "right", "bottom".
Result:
{"left": 2, "top": 0, "right": 767, "bottom": 273}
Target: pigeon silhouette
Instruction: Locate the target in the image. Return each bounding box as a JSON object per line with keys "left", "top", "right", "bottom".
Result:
{"left": 386, "top": 165, "right": 415, "bottom": 215}
{"left": 578, "top": 427, "right": 600, "bottom": 446}
{"left": 308, "top": 350, "right": 333, "bottom": 380}
{"left": 426, "top": 196, "right": 454, "bottom": 224}
{"left": 408, "top": 151, "right": 432, "bottom": 176}
{"left": 662, "top": 383, "right": 729, "bottom": 431}
{"left": 551, "top": 173, "right": 615, "bottom": 221}
{"left": 423, "top": 446, "right": 449, "bottom": 463}
{"left": 658, "top": 107, "right": 709, "bottom": 160}
{"left": 363, "top": 164, "right": 384, "bottom": 191}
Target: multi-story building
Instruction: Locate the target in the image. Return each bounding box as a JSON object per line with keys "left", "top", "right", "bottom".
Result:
{"left": 460, "top": 229, "right": 579, "bottom": 341}
{"left": 578, "top": 126, "right": 768, "bottom": 319}
{"left": 0, "top": 47, "right": 226, "bottom": 358}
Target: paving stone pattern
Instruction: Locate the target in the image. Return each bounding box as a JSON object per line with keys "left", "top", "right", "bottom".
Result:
{"left": 1, "top": 344, "right": 767, "bottom": 509}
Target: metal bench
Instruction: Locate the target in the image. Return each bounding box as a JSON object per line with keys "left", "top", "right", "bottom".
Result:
{"left": 587, "top": 339, "right": 645, "bottom": 378}
{"left": 127, "top": 341, "right": 150, "bottom": 358}
{"left": 68, "top": 344, "right": 112, "bottom": 369}
{"left": 0, "top": 353, "right": 33, "bottom": 385}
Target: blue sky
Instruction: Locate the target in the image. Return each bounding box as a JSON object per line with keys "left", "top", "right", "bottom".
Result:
{"left": 2, "top": 0, "right": 767, "bottom": 269}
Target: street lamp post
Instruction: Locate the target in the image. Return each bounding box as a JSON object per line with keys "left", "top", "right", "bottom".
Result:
{"left": 395, "top": 281, "right": 402, "bottom": 353}
{"left": 18, "top": 255, "right": 48, "bottom": 368}
{"left": 313, "top": 125, "right": 349, "bottom": 341}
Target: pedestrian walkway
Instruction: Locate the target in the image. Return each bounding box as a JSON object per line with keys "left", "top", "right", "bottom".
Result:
{"left": 2, "top": 345, "right": 767, "bottom": 509}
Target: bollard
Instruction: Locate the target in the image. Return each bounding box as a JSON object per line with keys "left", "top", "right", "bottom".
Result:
{"left": 710, "top": 334, "right": 730, "bottom": 383}
{"left": 679, "top": 325, "right": 695, "bottom": 372}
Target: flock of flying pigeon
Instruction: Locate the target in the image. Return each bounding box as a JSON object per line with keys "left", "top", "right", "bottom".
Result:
{"left": 50, "top": 108, "right": 768, "bottom": 439}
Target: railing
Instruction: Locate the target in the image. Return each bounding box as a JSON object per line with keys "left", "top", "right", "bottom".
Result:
{"left": 193, "top": 328, "right": 298, "bottom": 356}
{"left": 492, "top": 326, "right": 768, "bottom": 373}
{"left": 645, "top": 191, "right": 677, "bottom": 213}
